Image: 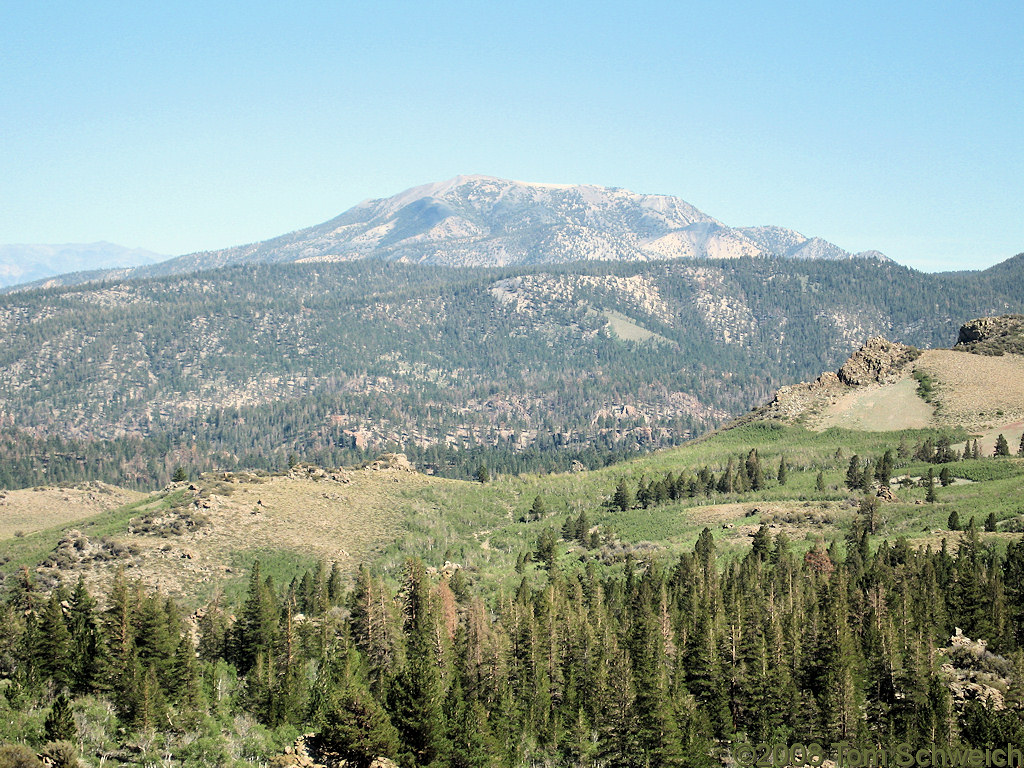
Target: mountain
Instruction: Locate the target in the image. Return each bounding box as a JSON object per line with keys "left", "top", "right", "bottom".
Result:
{"left": 0, "top": 241, "right": 165, "bottom": 289}
{"left": 9, "top": 176, "right": 888, "bottom": 291}
{"left": 185, "top": 174, "right": 887, "bottom": 268}
{"left": 1, "top": 254, "right": 1024, "bottom": 490}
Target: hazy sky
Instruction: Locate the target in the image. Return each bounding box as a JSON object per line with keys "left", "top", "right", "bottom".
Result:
{"left": 1, "top": 1, "right": 1021, "bottom": 271}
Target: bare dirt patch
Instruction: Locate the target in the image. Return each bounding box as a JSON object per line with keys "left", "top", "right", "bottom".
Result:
{"left": 812, "top": 376, "right": 934, "bottom": 431}
{"left": 956, "top": 421, "right": 1024, "bottom": 457}
{"left": 917, "top": 349, "right": 1024, "bottom": 431}
{"left": 0, "top": 482, "right": 144, "bottom": 540}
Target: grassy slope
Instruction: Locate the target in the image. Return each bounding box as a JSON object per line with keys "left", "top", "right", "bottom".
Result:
{"left": 3, "top": 422, "right": 1023, "bottom": 603}
{"left": 0, "top": 483, "right": 145, "bottom": 540}
{"left": 367, "top": 421, "right": 1024, "bottom": 590}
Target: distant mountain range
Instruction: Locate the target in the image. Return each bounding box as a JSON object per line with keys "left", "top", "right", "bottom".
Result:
{"left": 6, "top": 176, "right": 888, "bottom": 290}
{"left": 0, "top": 242, "right": 165, "bottom": 289}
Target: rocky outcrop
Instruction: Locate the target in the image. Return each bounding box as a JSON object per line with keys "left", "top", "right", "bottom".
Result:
{"left": 365, "top": 453, "right": 416, "bottom": 472}
{"left": 270, "top": 734, "right": 325, "bottom": 768}
{"left": 876, "top": 485, "right": 897, "bottom": 502}
{"left": 288, "top": 463, "right": 351, "bottom": 483}
{"left": 956, "top": 315, "right": 1024, "bottom": 355}
{"left": 939, "top": 629, "right": 1014, "bottom": 710}
{"left": 755, "top": 337, "right": 918, "bottom": 422}
{"left": 837, "top": 337, "right": 919, "bottom": 386}
{"left": 272, "top": 732, "right": 398, "bottom": 768}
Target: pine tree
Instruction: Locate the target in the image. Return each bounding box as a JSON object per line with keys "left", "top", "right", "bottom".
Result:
{"left": 630, "top": 605, "right": 685, "bottom": 767}
{"left": 444, "top": 674, "right": 494, "bottom": 768}
{"left": 613, "top": 479, "right": 633, "bottom": 511}
{"left": 198, "top": 594, "right": 229, "bottom": 662}
{"left": 1003, "top": 541, "right": 1024, "bottom": 648}
{"left": 389, "top": 559, "right": 449, "bottom": 766}
{"left": 995, "top": 434, "right": 1010, "bottom": 456}
{"left": 101, "top": 568, "right": 136, "bottom": 702}
{"left": 574, "top": 510, "right": 590, "bottom": 545}
{"left": 595, "top": 637, "right": 640, "bottom": 768}
{"left": 529, "top": 494, "right": 546, "bottom": 521}
{"left": 846, "top": 455, "right": 862, "bottom": 490}
{"left": 172, "top": 635, "right": 206, "bottom": 727}
{"left": 859, "top": 493, "right": 880, "bottom": 535}
{"left": 11, "top": 566, "right": 41, "bottom": 691}
{"left": 234, "top": 561, "right": 279, "bottom": 674}
{"left": 718, "top": 459, "right": 736, "bottom": 494}
{"left": 935, "top": 436, "right": 956, "bottom": 463}
{"left": 985, "top": 512, "right": 997, "bottom": 532}
{"left": 876, "top": 449, "right": 894, "bottom": 486}
{"left": 43, "top": 691, "right": 76, "bottom": 743}
{"left": 777, "top": 456, "right": 788, "bottom": 486}
{"left": 135, "top": 594, "right": 179, "bottom": 692}
{"left": 861, "top": 460, "right": 874, "bottom": 491}
{"left": 816, "top": 572, "right": 860, "bottom": 742}
{"left": 323, "top": 680, "right": 403, "bottom": 768}
{"left": 327, "top": 561, "right": 345, "bottom": 606}
{"left": 475, "top": 464, "right": 489, "bottom": 483}
{"left": 745, "top": 449, "right": 764, "bottom": 491}
{"left": 636, "top": 476, "right": 652, "bottom": 508}
{"left": 939, "top": 466, "right": 952, "bottom": 487}
{"left": 924, "top": 468, "right": 937, "bottom": 503}
{"left": 686, "top": 602, "right": 732, "bottom": 737}
{"left": 535, "top": 527, "right": 558, "bottom": 570}
{"left": 947, "top": 510, "right": 961, "bottom": 531}
{"left": 36, "top": 590, "right": 72, "bottom": 690}
{"left": 750, "top": 525, "right": 772, "bottom": 561}
{"left": 130, "top": 664, "right": 166, "bottom": 731}
{"left": 171, "top": 466, "right": 188, "bottom": 482}
{"left": 1018, "top": 434, "right": 1024, "bottom": 457}
{"left": 272, "top": 597, "right": 306, "bottom": 726}
{"left": 67, "top": 576, "right": 101, "bottom": 694}
{"left": 349, "top": 565, "right": 395, "bottom": 689}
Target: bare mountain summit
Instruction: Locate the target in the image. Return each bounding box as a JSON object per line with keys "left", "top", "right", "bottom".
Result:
{"left": 170, "top": 175, "right": 889, "bottom": 270}
{"left": 19, "top": 177, "right": 889, "bottom": 289}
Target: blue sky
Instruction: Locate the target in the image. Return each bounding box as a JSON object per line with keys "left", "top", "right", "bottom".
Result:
{"left": 1, "top": 1, "right": 1021, "bottom": 271}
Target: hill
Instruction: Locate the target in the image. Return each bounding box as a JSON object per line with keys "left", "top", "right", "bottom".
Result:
{"left": 755, "top": 315, "right": 1024, "bottom": 451}
{"left": 3, "top": 258, "right": 1024, "bottom": 489}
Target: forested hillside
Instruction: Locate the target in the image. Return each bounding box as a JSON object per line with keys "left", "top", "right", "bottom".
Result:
{"left": 3, "top": 527, "right": 1023, "bottom": 766}
{"left": 2, "top": 255, "right": 1024, "bottom": 488}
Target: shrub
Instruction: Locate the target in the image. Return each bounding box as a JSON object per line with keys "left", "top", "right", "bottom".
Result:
{"left": 39, "top": 743, "right": 79, "bottom": 768}
{"left": 0, "top": 744, "right": 42, "bottom": 768}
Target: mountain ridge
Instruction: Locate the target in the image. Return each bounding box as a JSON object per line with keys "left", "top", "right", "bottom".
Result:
{"left": 7, "top": 176, "right": 890, "bottom": 291}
